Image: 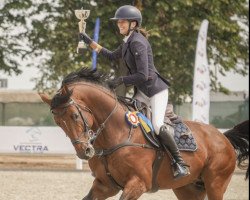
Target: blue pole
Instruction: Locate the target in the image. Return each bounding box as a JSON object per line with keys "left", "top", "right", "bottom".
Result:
{"left": 92, "top": 18, "right": 100, "bottom": 70}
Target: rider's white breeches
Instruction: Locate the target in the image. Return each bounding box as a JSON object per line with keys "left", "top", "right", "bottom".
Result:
{"left": 134, "top": 89, "right": 168, "bottom": 135}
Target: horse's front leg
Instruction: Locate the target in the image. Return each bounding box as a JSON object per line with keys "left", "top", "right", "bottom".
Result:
{"left": 83, "top": 178, "right": 119, "bottom": 200}
{"left": 119, "top": 176, "right": 147, "bottom": 200}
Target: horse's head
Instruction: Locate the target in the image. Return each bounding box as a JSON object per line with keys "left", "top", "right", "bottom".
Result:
{"left": 39, "top": 87, "right": 95, "bottom": 160}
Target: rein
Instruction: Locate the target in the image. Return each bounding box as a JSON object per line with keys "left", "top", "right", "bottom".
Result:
{"left": 50, "top": 84, "right": 155, "bottom": 152}
{"left": 50, "top": 89, "right": 154, "bottom": 153}
{"left": 93, "top": 94, "right": 119, "bottom": 140}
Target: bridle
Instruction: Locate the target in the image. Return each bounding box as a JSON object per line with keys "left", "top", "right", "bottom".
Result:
{"left": 50, "top": 97, "right": 118, "bottom": 146}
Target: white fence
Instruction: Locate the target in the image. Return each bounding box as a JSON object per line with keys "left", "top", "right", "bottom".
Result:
{"left": 0, "top": 126, "right": 74, "bottom": 154}
{"left": 0, "top": 126, "right": 84, "bottom": 169}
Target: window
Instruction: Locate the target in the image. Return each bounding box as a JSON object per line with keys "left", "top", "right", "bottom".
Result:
{"left": 0, "top": 79, "right": 8, "bottom": 88}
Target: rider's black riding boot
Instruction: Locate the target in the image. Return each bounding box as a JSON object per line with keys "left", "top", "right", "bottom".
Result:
{"left": 159, "top": 125, "right": 190, "bottom": 179}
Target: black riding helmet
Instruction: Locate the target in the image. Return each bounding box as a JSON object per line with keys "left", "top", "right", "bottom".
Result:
{"left": 110, "top": 5, "right": 142, "bottom": 27}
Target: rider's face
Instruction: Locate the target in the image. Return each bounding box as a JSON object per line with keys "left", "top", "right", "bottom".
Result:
{"left": 117, "top": 20, "right": 136, "bottom": 35}
{"left": 117, "top": 19, "right": 130, "bottom": 35}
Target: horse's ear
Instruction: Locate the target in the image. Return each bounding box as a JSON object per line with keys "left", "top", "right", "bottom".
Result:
{"left": 62, "top": 85, "right": 73, "bottom": 96}
{"left": 39, "top": 93, "right": 52, "bottom": 106}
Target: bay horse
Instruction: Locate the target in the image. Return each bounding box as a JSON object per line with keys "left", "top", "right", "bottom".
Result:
{"left": 39, "top": 68, "right": 249, "bottom": 200}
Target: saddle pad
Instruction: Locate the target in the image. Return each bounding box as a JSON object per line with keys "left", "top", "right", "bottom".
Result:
{"left": 172, "top": 122, "right": 197, "bottom": 152}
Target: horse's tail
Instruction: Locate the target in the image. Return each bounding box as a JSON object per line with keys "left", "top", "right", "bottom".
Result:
{"left": 224, "top": 120, "right": 249, "bottom": 180}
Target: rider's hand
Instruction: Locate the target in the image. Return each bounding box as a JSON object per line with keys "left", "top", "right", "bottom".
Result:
{"left": 107, "top": 77, "right": 123, "bottom": 89}
{"left": 79, "top": 33, "right": 93, "bottom": 45}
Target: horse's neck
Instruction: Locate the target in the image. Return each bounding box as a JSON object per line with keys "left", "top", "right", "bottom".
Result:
{"left": 78, "top": 84, "right": 128, "bottom": 148}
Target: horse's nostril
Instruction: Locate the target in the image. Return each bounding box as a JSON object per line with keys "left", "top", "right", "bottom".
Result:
{"left": 85, "top": 147, "right": 91, "bottom": 154}
{"left": 85, "top": 146, "right": 95, "bottom": 158}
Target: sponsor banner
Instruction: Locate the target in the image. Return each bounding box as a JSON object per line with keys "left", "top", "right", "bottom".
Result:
{"left": 0, "top": 126, "right": 75, "bottom": 154}
{"left": 192, "top": 19, "right": 210, "bottom": 124}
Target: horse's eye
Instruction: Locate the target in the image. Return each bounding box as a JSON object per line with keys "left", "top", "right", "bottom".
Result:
{"left": 55, "top": 120, "right": 61, "bottom": 126}
{"left": 72, "top": 113, "right": 80, "bottom": 121}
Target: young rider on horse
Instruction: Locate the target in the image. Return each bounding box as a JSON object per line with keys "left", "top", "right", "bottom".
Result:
{"left": 79, "top": 5, "right": 189, "bottom": 179}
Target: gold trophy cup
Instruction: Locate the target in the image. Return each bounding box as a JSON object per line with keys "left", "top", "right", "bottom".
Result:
{"left": 75, "top": 9, "right": 90, "bottom": 53}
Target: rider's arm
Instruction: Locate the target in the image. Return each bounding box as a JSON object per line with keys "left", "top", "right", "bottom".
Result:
{"left": 79, "top": 33, "right": 122, "bottom": 61}
{"left": 98, "top": 44, "right": 122, "bottom": 61}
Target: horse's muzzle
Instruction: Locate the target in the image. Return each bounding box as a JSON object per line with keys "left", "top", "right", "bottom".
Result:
{"left": 77, "top": 144, "right": 95, "bottom": 160}
{"left": 85, "top": 145, "right": 95, "bottom": 158}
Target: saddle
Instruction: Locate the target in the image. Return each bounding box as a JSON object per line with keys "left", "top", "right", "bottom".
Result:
{"left": 119, "top": 96, "right": 197, "bottom": 152}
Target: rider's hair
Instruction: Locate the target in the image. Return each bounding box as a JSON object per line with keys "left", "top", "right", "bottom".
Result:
{"left": 135, "top": 27, "right": 149, "bottom": 39}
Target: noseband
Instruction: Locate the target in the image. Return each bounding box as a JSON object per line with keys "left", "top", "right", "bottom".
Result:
{"left": 50, "top": 97, "right": 118, "bottom": 145}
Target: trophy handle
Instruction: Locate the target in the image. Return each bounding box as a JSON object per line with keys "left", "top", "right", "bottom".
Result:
{"left": 78, "top": 20, "right": 86, "bottom": 33}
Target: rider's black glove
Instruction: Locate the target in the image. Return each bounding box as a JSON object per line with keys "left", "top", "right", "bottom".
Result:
{"left": 79, "top": 33, "right": 93, "bottom": 45}
{"left": 107, "top": 77, "right": 123, "bottom": 89}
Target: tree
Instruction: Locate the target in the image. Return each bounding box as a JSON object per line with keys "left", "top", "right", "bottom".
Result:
{"left": 0, "top": 0, "right": 33, "bottom": 75}
{"left": 0, "top": 0, "right": 248, "bottom": 104}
